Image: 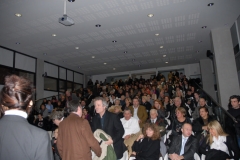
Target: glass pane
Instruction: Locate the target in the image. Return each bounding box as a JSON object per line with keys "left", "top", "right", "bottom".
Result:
{"left": 18, "top": 71, "right": 35, "bottom": 84}
{"left": 44, "top": 77, "right": 57, "bottom": 91}
{"left": 0, "top": 66, "right": 12, "bottom": 84}
{"left": 59, "top": 80, "right": 66, "bottom": 92}
{"left": 74, "top": 83, "right": 82, "bottom": 91}
{"left": 67, "top": 81, "right": 73, "bottom": 92}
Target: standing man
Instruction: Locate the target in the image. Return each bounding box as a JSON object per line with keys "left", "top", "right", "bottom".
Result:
{"left": 129, "top": 97, "right": 148, "bottom": 128}
{"left": 91, "top": 97, "right": 127, "bottom": 159}
{"left": 168, "top": 123, "right": 198, "bottom": 160}
{"left": 57, "top": 99, "right": 101, "bottom": 160}
{"left": 0, "top": 75, "right": 53, "bottom": 160}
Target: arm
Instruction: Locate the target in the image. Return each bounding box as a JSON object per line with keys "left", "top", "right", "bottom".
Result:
{"left": 112, "top": 114, "right": 125, "bottom": 144}
{"left": 168, "top": 136, "right": 178, "bottom": 154}
{"left": 141, "top": 106, "right": 148, "bottom": 123}
{"left": 83, "top": 120, "right": 102, "bottom": 157}
{"left": 35, "top": 131, "right": 54, "bottom": 160}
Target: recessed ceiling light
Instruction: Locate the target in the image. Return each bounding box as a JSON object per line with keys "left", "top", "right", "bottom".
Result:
{"left": 138, "top": 64, "right": 141, "bottom": 67}
{"left": 62, "top": 60, "right": 65, "bottom": 62}
{"left": 92, "top": 56, "right": 95, "bottom": 58}
{"left": 15, "top": 42, "right": 20, "bottom": 44}
{"left": 124, "top": 51, "right": 127, "bottom": 53}
{"left": 196, "top": 51, "right": 200, "bottom": 53}
{"left": 163, "top": 55, "right": 166, "bottom": 57}
{"left": 104, "top": 63, "right": 107, "bottom": 65}
{"left": 52, "top": 34, "right": 57, "bottom": 37}
{"left": 202, "top": 26, "right": 207, "bottom": 29}
{"left": 132, "top": 59, "right": 135, "bottom": 61}
{"left": 198, "top": 40, "right": 202, "bottom": 43}
{"left": 207, "top": 3, "right": 214, "bottom": 6}
{"left": 113, "top": 68, "right": 116, "bottom": 70}
{"left": 155, "top": 33, "right": 159, "bottom": 36}
{"left": 75, "top": 47, "right": 79, "bottom": 49}
{"left": 112, "top": 40, "right": 117, "bottom": 43}
{"left": 15, "top": 13, "right": 22, "bottom": 17}
{"left": 78, "top": 66, "right": 81, "bottom": 68}
{"left": 95, "top": 24, "right": 101, "bottom": 27}
{"left": 43, "top": 53, "right": 47, "bottom": 55}
{"left": 160, "top": 46, "right": 164, "bottom": 48}
{"left": 165, "top": 62, "right": 168, "bottom": 64}
{"left": 148, "top": 14, "right": 154, "bottom": 18}
{"left": 68, "top": 0, "right": 75, "bottom": 2}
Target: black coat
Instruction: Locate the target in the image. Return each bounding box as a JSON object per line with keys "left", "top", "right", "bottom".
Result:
{"left": 91, "top": 111, "right": 126, "bottom": 159}
{"left": 168, "top": 135, "right": 198, "bottom": 160}
{"left": 192, "top": 115, "right": 216, "bottom": 136}
{"left": 132, "top": 138, "right": 160, "bottom": 160}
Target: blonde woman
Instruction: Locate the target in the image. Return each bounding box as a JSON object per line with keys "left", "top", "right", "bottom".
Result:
{"left": 199, "top": 120, "right": 240, "bottom": 160}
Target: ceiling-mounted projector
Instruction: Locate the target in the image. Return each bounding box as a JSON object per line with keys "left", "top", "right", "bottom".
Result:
{"left": 59, "top": 14, "right": 74, "bottom": 26}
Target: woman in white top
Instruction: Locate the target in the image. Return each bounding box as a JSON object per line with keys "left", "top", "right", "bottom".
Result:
{"left": 199, "top": 120, "right": 240, "bottom": 160}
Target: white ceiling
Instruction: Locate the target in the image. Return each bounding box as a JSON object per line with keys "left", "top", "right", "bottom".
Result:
{"left": 0, "top": 0, "right": 240, "bottom": 75}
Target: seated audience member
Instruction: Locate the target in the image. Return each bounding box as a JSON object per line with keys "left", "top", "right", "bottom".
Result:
{"left": 153, "top": 99, "right": 166, "bottom": 119}
{"left": 46, "top": 100, "right": 54, "bottom": 113}
{"left": 169, "top": 123, "right": 198, "bottom": 160}
{"left": 227, "top": 95, "right": 240, "bottom": 148}
{"left": 40, "top": 104, "right": 49, "bottom": 118}
{"left": 51, "top": 96, "right": 58, "bottom": 109}
{"left": 192, "top": 106, "right": 216, "bottom": 142}
{"left": 163, "top": 96, "right": 172, "bottom": 113}
{"left": 114, "top": 99, "right": 121, "bottom": 106}
{"left": 171, "top": 107, "right": 191, "bottom": 136}
{"left": 82, "top": 107, "right": 91, "bottom": 122}
{"left": 192, "top": 97, "right": 213, "bottom": 120}
{"left": 146, "top": 109, "right": 167, "bottom": 136}
{"left": 170, "top": 97, "right": 190, "bottom": 120}
{"left": 56, "top": 101, "right": 63, "bottom": 109}
{"left": 80, "top": 100, "right": 89, "bottom": 110}
{"left": 129, "top": 97, "right": 148, "bottom": 128}
{"left": 131, "top": 123, "right": 160, "bottom": 160}
{"left": 114, "top": 105, "right": 124, "bottom": 119}
{"left": 199, "top": 120, "right": 240, "bottom": 160}
{"left": 42, "top": 98, "right": 48, "bottom": 105}
{"left": 34, "top": 113, "right": 48, "bottom": 130}
{"left": 142, "top": 96, "right": 152, "bottom": 115}
{"left": 120, "top": 95, "right": 126, "bottom": 106}
{"left": 121, "top": 109, "right": 141, "bottom": 156}
{"left": 122, "top": 97, "right": 132, "bottom": 110}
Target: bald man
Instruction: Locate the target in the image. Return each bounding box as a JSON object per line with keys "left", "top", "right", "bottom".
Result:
{"left": 168, "top": 123, "right": 197, "bottom": 160}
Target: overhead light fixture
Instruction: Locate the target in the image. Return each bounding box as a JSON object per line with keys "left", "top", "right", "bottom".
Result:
{"left": 75, "top": 47, "right": 79, "bottom": 49}
{"left": 104, "top": 63, "right": 107, "bottom": 65}
{"left": 207, "top": 3, "right": 214, "bottom": 6}
{"left": 155, "top": 33, "right": 159, "bottom": 36}
{"left": 92, "top": 56, "right": 95, "bottom": 58}
{"left": 95, "top": 24, "right": 101, "bottom": 27}
{"left": 163, "top": 55, "right": 166, "bottom": 57}
{"left": 196, "top": 51, "right": 200, "bottom": 53}
{"left": 15, "top": 13, "right": 22, "bottom": 17}
{"left": 138, "top": 64, "right": 141, "bottom": 67}
{"left": 132, "top": 59, "right": 135, "bottom": 61}
{"left": 202, "top": 26, "right": 207, "bottom": 29}
{"left": 15, "top": 42, "right": 20, "bottom": 44}
{"left": 68, "top": 0, "right": 75, "bottom": 2}
{"left": 78, "top": 66, "right": 81, "bottom": 68}
{"left": 112, "top": 40, "right": 117, "bottom": 43}
{"left": 113, "top": 68, "right": 116, "bottom": 70}
{"left": 52, "top": 34, "right": 57, "bottom": 37}
{"left": 43, "top": 53, "right": 47, "bottom": 55}
{"left": 124, "top": 51, "right": 128, "bottom": 53}
{"left": 62, "top": 60, "right": 65, "bottom": 62}
{"left": 198, "top": 40, "right": 202, "bottom": 43}
{"left": 165, "top": 62, "right": 168, "bottom": 64}
{"left": 160, "top": 46, "right": 164, "bottom": 48}
{"left": 148, "top": 14, "right": 154, "bottom": 18}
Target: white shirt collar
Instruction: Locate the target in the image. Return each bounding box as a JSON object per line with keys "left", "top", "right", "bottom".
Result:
{"left": 182, "top": 135, "right": 189, "bottom": 140}
{"left": 4, "top": 110, "right": 28, "bottom": 119}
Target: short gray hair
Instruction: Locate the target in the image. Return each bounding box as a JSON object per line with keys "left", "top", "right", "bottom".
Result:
{"left": 150, "top": 109, "right": 158, "bottom": 115}
{"left": 50, "top": 111, "right": 64, "bottom": 120}
{"left": 94, "top": 97, "right": 108, "bottom": 108}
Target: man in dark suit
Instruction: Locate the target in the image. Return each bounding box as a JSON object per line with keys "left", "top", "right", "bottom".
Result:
{"left": 91, "top": 97, "right": 127, "bottom": 159}
{"left": 86, "top": 88, "right": 95, "bottom": 106}
{"left": 168, "top": 123, "right": 198, "bottom": 160}
{"left": 0, "top": 75, "right": 53, "bottom": 160}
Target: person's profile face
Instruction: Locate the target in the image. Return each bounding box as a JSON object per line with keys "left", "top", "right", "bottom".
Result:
{"left": 200, "top": 108, "right": 208, "bottom": 118}
{"left": 133, "top": 99, "right": 139, "bottom": 106}
{"left": 94, "top": 100, "right": 105, "bottom": 115}
{"left": 181, "top": 124, "right": 192, "bottom": 137}
{"left": 199, "top": 98, "right": 206, "bottom": 107}
{"left": 146, "top": 128, "right": 154, "bottom": 138}
{"left": 231, "top": 98, "right": 240, "bottom": 108}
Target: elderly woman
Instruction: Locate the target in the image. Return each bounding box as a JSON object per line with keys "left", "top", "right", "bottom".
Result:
{"left": 171, "top": 107, "right": 191, "bottom": 136}
{"left": 199, "top": 120, "right": 240, "bottom": 160}
{"left": 130, "top": 123, "right": 160, "bottom": 160}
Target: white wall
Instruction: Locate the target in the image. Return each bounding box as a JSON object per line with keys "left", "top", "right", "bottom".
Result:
{"left": 43, "top": 91, "right": 58, "bottom": 99}
{"left": 15, "top": 53, "right": 36, "bottom": 72}
{"left": 92, "top": 63, "right": 200, "bottom": 82}
{"left": 0, "top": 48, "right": 13, "bottom": 67}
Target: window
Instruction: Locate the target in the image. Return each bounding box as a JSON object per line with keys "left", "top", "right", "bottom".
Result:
{"left": 59, "top": 80, "right": 66, "bottom": 92}
{"left": 44, "top": 77, "right": 57, "bottom": 91}
{"left": 0, "top": 66, "right": 13, "bottom": 84}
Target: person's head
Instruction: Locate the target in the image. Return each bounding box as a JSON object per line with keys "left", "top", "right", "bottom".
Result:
{"left": 114, "top": 99, "right": 120, "bottom": 105}
{"left": 133, "top": 98, "right": 139, "bottom": 107}
{"left": 0, "top": 75, "right": 34, "bottom": 118}
{"left": 208, "top": 120, "right": 227, "bottom": 144}
{"left": 57, "top": 101, "right": 61, "bottom": 106}
{"left": 41, "top": 104, "right": 46, "bottom": 110}
{"left": 38, "top": 113, "right": 43, "bottom": 119}
{"left": 175, "top": 107, "right": 186, "bottom": 118}
{"left": 181, "top": 123, "right": 192, "bottom": 137}
{"left": 50, "top": 111, "right": 64, "bottom": 126}
{"left": 65, "top": 90, "right": 71, "bottom": 97}
{"left": 67, "top": 99, "right": 82, "bottom": 116}
{"left": 199, "top": 97, "right": 207, "bottom": 107}
{"left": 125, "top": 97, "right": 132, "bottom": 105}
{"left": 83, "top": 108, "right": 88, "bottom": 115}
{"left": 229, "top": 95, "right": 240, "bottom": 109}
{"left": 174, "top": 97, "right": 182, "bottom": 107}
{"left": 154, "top": 100, "right": 163, "bottom": 110}
{"left": 194, "top": 91, "right": 200, "bottom": 100}
{"left": 114, "top": 105, "right": 122, "bottom": 114}
{"left": 43, "top": 98, "right": 47, "bottom": 103}
{"left": 79, "top": 100, "right": 85, "bottom": 106}
{"left": 87, "top": 88, "right": 92, "bottom": 94}
{"left": 123, "top": 108, "right": 132, "bottom": 120}
{"left": 47, "top": 100, "right": 51, "bottom": 104}
{"left": 150, "top": 109, "right": 158, "bottom": 119}
{"left": 143, "top": 123, "right": 160, "bottom": 140}
{"left": 94, "top": 97, "right": 108, "bottom": 116}
{"left": 164, "top": 96, "right": 170, "bottom": 103}
{"left": 199, "top": 106, "right": 209, "bottom": 119}
{"left": 142, "top": 96, "right": 147, "bottom": 103}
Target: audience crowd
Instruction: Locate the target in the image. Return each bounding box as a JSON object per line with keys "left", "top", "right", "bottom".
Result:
{"left": 1, "top": 72, "right": 240, "bottom": 160}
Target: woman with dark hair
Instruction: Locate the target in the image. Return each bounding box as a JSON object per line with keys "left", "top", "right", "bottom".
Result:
{"left": 0, "top": 75, "right": 53, "bottom": 160}
{"left": 130, "top": 123, "right": 160, "bottom": 160}
{"left": 153, "top": 99, "right": 166, "bottom": 119}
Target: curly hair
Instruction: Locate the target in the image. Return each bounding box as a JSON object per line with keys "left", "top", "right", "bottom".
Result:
{"left": 142, "top": 123, "right": 160, "bottom": 140}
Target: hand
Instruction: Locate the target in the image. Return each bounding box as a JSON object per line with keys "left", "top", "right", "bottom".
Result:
{"left": 124, "top": 135, "right": 131, "bottom": 140}
{"left": 132, "top": 152, "right": 136, "bottom": 155}
{"left": 54, "top": 140, "right": 57, "bottom": 144}
{"left": 105, "top": 138, "right": 113, "bottom": 145}
{"left": 202, "top": 126, "right": 208, "bottom": 131}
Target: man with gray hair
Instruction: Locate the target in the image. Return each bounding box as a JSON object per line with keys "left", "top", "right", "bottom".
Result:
{"left": 57, "top": 99, "right": 101, "bottom": 160}
{"left": 91, "top": 97, "right": 127, "bottom": 159}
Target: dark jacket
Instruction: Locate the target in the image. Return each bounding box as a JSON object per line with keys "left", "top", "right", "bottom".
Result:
{"left": 171, "top": 117, "right": 192, "bottom": 136}
{"left": 192, "top": 115, "right": 216, "bottom": 136}
{"left": 168, "top": 135, "right": 198, "bottom": 160}
{"left": 132, "top": 138, "right": 160, "bottom": 160}
{"left": 91, "top": 111, "right": 126, "bottom": 159}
